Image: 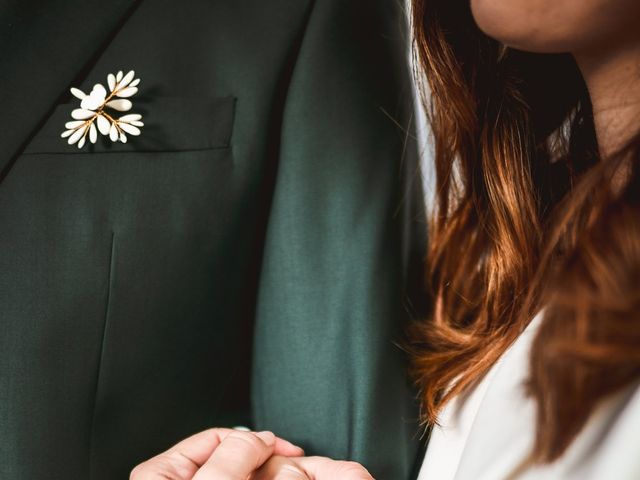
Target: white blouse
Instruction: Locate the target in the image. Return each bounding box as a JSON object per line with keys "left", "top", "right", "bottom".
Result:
{"left": 416, "top": 312, "right": 640, "bottom": 480}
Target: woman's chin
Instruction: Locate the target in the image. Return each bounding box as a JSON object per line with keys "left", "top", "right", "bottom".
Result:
{"left": 473, "top": 19, "right": 579, "bottom": 54}
{"left": 470, "top": 0, "right": 640, "bottom": 54}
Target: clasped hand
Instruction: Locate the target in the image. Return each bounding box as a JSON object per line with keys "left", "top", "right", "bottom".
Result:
{"left": 130, "top": 428, "right": 374, "bottom": 479}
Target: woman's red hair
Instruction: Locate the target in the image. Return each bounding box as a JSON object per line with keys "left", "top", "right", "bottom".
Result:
{"left": 408, "top": 0, "right": 640, "bottom": 462}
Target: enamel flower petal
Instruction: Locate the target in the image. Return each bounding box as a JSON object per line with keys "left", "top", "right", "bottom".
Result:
{"left": 109, "top": 123, "right": 119, "bottom": 142}
{"left": 62, "top": 69, "right": 144, "bottom": 149}
{"left": 89, "top": 123, "right": 98, "bottom": 144}
{"left": 96, "top": 114, "right": 111, "bottom": 135}
{"left": 119, "top": 70, "right": 135, "bottom": 89}
{"left": 92, "top": 83, "right": 107, "bottom": 98}
{"left": 65, "top": 120, "right": 85, "bottom": 129}
{"left": 68, "top": 126, "right": 87, "bottom": 145}
{"left": 116, "top": 87, "right": 138, "bottom": 98}
{"left": 105, "top": 99, "right": 132, "bottom": 111}
{"left": 70, "top": 88, "right": 86, "bottom": 100}
{"left": 119, "top": 113, "right": 144, "bottom": 128}
{"left": 71, "top": 108, "right": 96, "bottom": 120}
{"left": 118, "top": 113, "right": 142, "bottom": 122}
{"left": 119, "top": 122, "right": 141, "bottom": 136}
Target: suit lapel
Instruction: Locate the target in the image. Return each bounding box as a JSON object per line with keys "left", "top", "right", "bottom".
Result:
{"left": 0, "top": 0, "right": 141, "bottom": 183}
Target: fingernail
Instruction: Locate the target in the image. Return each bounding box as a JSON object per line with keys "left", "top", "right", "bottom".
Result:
{"left": 255, "top": 430, "right": 276, "bottom": 446}
{"left": 232, "top": 425, "right": 251, "bottom": 432}
{"left": 281, "top": 438, "right": 305, "bottom": 454}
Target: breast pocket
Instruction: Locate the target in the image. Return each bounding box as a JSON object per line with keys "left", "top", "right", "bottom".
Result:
{"left": 22, "top": 95, "right": 236, "bottom": 155}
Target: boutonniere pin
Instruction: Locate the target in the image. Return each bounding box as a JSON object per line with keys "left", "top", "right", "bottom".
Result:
{"left": 61, "top": 70, "right": 144, "bottom": 149}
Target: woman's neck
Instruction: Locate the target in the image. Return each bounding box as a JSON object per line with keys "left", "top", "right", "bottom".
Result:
{"left": 575, "top": 41, "right": 640, "bottom": 158}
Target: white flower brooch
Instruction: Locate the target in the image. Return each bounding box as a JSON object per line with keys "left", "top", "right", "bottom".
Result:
{"left": 61, "top": 70, "right": 144, "bottom": 149}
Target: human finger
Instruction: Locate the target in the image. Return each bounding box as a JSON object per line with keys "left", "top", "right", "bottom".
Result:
{"left": 293, "top": 456, "right": 375, "bottom": 480}
{"left": 251, "top": 455, "right": 311, "bottom": 480}
{"left": 131, "top": 428, "right": 304, "bottom": 480}
{"left": 192, "top": 430, "right": 278, "bottom": 479}
{"left": 131, "top": 428, "right": 233, "bottom": 480}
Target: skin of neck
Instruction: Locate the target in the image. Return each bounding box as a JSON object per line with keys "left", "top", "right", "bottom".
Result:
{"left": 574, "top": 38, "right": 640, "bottom": 158}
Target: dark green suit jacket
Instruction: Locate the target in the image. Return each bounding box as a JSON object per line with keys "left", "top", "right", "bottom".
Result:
{"left": 0, "top": 1, "right": 426, "bottom": 478}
